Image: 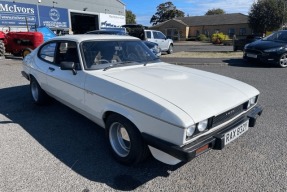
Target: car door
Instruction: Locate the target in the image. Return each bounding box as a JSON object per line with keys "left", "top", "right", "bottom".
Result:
{"left": 34, "top": 42, "right": 57, "bottom": 91}
{"left": 42, "top": 41, "right": 86, "bottom": 110}
{"left": 155, "top": 31, "right": 169, "bottom": 51}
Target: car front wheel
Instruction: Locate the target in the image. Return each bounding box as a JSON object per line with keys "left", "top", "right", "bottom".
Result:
{"left": 167, "top": 44, "right": 173, "bottom": 54}
{"left": 279, "top": 53, "right": 287, "bottom": 68}
{"left": 106, "top": 114, "right": 149, "bottom": 165}
{"left": 30, "top": 77, "right": 48, "bottom": 105}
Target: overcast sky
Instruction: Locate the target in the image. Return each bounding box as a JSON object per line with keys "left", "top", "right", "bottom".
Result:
{"left": 122, "top": 0, "right": 256, "bottom": 26}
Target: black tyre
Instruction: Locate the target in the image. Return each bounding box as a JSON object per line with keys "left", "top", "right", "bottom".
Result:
{"left": 278, "top": 53, "right": 287, "bottom": 68}
{"left": 167, "top": 44, "right": 173, "bottom": 54}
{"left": 30, "top": 77, "right": 49, "bottom": 105}
{"left": 106, "top": 114, "right": 150, "bottom": 165}
{"left": 0, "top": 40, "right": 5, "bottom": 57}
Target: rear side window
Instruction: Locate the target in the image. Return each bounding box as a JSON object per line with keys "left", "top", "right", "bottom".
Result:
{"left": 39, "top": 43, "right": 56, "bottom": 63}
{"left": 145, "top": 31, "right": 151, "bottom": 38}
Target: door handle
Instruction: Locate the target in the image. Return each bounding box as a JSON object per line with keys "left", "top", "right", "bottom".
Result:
{"left": 49, "top": 67, "right": 55, "bottom": 72}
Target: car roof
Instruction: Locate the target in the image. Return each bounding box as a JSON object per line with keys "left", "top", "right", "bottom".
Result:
{"left": 46, "top": 34, "right": 139, "bottom": 43}
{"left": 86, "top": 30, "right": 126, "bottom": 35}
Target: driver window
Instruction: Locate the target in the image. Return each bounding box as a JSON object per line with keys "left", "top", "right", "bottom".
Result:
{"left": 157, "top": 32, "right": 166, "bottom": 39}
{"left": 56, "top": 41, "right": 80, "bottom": 69}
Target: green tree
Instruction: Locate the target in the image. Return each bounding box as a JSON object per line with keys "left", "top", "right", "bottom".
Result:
{"left": 249, "top": 0, "right": 286, "bottom": 34}
{"left": 205, "top": 8, "right": 226, "bottom": 15}
{"left": 126, "top": 10, "right": 136, "bottom": 24}
{"left": 150, "top": 2, "right": 185, "bottom": 26}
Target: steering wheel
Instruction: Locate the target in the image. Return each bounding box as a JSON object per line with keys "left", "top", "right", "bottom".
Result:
{"left": 95, "top": 59, "right": 109, "bottom": 64}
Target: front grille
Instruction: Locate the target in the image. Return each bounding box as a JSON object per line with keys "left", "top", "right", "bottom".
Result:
{"left": 212, "top": 103, "right": 246, "bottom": 128}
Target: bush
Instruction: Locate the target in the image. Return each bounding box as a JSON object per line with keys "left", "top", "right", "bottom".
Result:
{"left": 211, "top": 33, "right": 230, "bottom": 44}
{"left": 197, "top": 34, "right": 207, "bottom": 41}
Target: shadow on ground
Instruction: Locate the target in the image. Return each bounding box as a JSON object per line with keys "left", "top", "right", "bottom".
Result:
{"left": 0, "top": 85, "right": 184, "bottom": 191}
{"left": 223, "top": 58, "right": 273, "bottom": 68}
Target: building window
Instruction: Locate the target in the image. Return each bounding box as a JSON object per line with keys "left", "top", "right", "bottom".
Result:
{"left": 240, "top": 28, "right": 246, "bottom": 35}
{"left": 204, "top": 30, "right": 209, "bottom": 37}
{"left": 228, "top": 28, "right": 235, "bottom": 37}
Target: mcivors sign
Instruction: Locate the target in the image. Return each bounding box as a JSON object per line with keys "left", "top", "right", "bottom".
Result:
{"left": 0, "top": 1, "right": 69, "bottom": 28}
{"left": 0, "top": 3, "right": 35, "bottom": 14}
{"left": 0, "top": 1, "right": 38, "bottom": 26}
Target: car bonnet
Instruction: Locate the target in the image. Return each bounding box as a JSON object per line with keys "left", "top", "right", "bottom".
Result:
{"left": 103, "top": 63, "right": 259, "bottom": 123}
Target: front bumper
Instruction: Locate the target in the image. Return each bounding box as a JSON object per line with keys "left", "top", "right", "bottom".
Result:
{"left": 243, "top": 51, "right": 281, "bottom": 65}
{"left": 142, "top": 105, "right": 263, "bottom": 162}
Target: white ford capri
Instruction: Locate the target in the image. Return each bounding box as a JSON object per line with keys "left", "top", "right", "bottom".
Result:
{"left": 22, "top": 35, "right": 263, "bottom": 165}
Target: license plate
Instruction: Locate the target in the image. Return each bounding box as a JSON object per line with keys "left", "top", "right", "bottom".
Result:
{"left": 225, "top": 121, "right": 249, "bottom": 145}
{"left": 247, "top": 53, "right": 257, "bottom": 58}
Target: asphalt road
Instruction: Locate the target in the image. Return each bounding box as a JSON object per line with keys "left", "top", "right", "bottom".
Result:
{"left": 0, "top": 57, "right": 286, "bottom": 192}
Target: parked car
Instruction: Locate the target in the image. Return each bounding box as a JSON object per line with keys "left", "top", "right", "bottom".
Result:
{"left": 233, "top": 35, "right": 261, "bottom": 51}
{"left": 22, "top": 35, "right": 263, "bottom": 166}
{"left": 86, "top": 29, "right": 161, "bottom": 56}
{"left": 145, "top": 30, "right": 174, "bottom": 54}
{"left": 244, "top": 30, "right": 287, "bottom": 68}
{"left": 85, "top": 29, "right": 127, "bottom": 35}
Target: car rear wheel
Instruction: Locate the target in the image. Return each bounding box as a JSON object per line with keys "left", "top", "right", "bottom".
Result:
{"left": 30, "top": 77, "right": 48, "bottom": 105}
{"left": 106, "top": 114, "right": 149, "bottom": 165}
{"left": 167, "top": 44, "right": 173, "bottom": 54}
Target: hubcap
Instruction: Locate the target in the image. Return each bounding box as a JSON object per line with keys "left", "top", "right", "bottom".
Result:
{"left": 279, "top": 54, "right": 287, "bottom": 67}
{"left": 109, "top": 122, "right": 131, "bottom": 157}
{"left": 169, "top": 46, "right": 173, "bottom": 53}
{"left": 31, "top": 82, "right": 39, "bottom": 101}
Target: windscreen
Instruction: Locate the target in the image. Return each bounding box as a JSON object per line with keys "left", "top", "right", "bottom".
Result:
{"left": 81, "top": 40, "right": 159, "bottom": 70}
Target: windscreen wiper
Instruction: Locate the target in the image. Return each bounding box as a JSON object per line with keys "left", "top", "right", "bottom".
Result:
{"left": 103, "top": 61, "right": 137, "bottom": 71}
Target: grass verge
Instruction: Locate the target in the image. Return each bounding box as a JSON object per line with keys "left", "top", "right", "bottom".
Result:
{"left": 161, "top": 51, "right": 243, "bottom": 58}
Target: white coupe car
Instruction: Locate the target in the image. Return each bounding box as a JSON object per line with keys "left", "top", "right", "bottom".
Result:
{"left": 22, "top": 35, "right": 263, "bottom": 165}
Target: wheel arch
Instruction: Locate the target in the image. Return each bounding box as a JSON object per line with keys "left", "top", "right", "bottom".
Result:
{"left": 102, "top": 108, "right": 139, "bottom": 131}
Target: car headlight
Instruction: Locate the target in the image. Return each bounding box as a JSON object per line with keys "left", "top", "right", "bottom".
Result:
{"left": 186, "top": 125, "right": 196, "bottom": 137}
{"left": 198, "top": 119, "right": 208, "bottom": 132}
{"left": 264, "top": 47, "right": 284, "bottom": 53}
{"left": 186, "top": 118, "right": 209, "bottom": 139}
{"left": 153, "top": 45, "right": 160, "bottom": 52}
{"left": 247, "top": 96, "right": 257, "bottom": 108}
{"left": 244, "top": 43, "right": 249, "bottom": 50}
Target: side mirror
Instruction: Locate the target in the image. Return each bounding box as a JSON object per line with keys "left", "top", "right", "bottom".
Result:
{"left": 60, "top": 61, "right": 77, "bottom": 75}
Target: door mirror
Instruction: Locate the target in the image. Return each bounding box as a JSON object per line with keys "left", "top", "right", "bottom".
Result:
{"left": 60, "top": 61, "right": 77, "bottom": 75}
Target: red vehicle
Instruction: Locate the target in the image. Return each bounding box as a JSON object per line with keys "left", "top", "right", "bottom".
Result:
{"left": 0, "top": 31, "right": 44, "bottom": 58}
